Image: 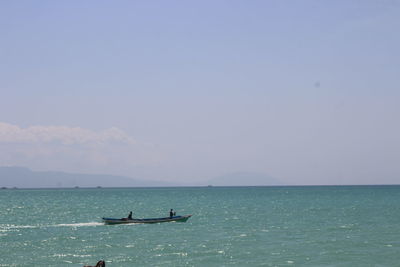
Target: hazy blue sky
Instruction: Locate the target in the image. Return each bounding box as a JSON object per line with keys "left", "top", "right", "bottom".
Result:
{"left": 1, "top": 1, "right": 399, "bottom": 185}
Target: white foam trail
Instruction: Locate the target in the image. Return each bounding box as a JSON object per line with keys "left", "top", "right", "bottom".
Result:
{"left": 55, "top": 222, "right": 104, "bottom": 227}
{"left": 1, "top": 222, "right": 104, "bottom": 231}
{"left": 1, "top": 224, "right": 39, "bottom": 230}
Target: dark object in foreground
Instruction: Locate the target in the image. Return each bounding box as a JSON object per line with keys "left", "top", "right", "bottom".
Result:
{"left": 102, "top": 214, "right": 192, "bottom": 224}
{"left": 84, "top": 260, "right": 105, "bottom": 267}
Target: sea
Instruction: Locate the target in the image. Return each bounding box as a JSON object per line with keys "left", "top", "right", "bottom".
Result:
{"left": 1, "top": 186, "right": 399, "bottom": 266}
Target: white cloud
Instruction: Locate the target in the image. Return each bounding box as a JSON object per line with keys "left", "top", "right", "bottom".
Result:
{"left": 0, "top": 122, "right": 166, "bottom": 178}
{"left": 0, "top": 122, "right": 135, "bottom": 145}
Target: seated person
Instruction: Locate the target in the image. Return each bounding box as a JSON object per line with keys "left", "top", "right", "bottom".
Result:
{"left": 170, "top": 209, "right": 176, "bottom": 218}
{"left": 122, "top": 211, "right": 133, "bottom": 221}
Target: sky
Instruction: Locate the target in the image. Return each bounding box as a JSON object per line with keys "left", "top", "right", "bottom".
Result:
{"left": 0, "top": 1, "right": 399, "bottom": 185}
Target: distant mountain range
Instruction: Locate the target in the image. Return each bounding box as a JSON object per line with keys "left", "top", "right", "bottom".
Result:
{"left": 0, "top": 167, "right": 282, "bottom": 188}
{"left": 0, "top": 166, "right": 174, "bottom": 188}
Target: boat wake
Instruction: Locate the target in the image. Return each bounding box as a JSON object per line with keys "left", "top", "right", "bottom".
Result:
{"left": 1, "top": 222, "right": 104, "bottom": 232}
{"left": 0, "top": 224, "right": 38, "bottom": 230}
{"left": 55, "top": 222, "right": 104, "bottom": 227}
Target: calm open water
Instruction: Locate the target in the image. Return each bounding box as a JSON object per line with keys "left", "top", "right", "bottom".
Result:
{"left": 1, "top": 186, "right": 400, "bottom": 266}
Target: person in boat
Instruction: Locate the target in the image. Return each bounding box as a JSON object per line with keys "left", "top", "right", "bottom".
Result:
{"left": 83, "top": 260, "right": 105, "bottom": 267}
{"left": 122, "top": 211, "right": 133, "bottom": 221}
{"left": 170, "top": 209, "right": 174, "bottom": 218}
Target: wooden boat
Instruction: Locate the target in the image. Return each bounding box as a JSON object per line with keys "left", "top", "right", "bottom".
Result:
{"left": 102, "top": 214, "right": 192, "bottom": 225}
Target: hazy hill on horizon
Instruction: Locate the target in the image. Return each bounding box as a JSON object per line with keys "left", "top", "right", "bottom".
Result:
{"left": 0, "top": 167, "right": 283, "bottom": 189}
{"left": 0, "top": 166, "right": 174, "bottom": 188}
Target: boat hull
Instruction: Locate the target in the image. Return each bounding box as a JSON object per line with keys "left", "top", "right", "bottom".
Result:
{"left": 102, "top": 215, "right": 192, "bottom": 225}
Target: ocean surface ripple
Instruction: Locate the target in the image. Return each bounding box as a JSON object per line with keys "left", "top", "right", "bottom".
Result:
{"left": 1, "top": 186, "right": 400, "bottom": 266}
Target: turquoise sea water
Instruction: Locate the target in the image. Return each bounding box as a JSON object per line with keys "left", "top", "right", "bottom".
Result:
{"left": 1, "top": 186, "right": 400, "bottom": 266}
